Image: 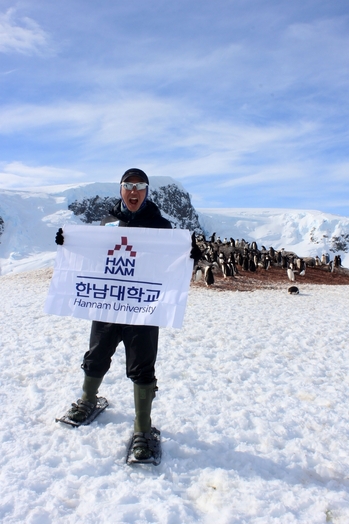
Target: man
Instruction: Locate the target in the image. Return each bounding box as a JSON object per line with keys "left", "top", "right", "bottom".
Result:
{"left": 56, "top": 168, "right": 201, "bottom": 463}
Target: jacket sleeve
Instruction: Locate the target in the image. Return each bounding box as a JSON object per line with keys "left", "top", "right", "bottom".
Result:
{"left": 159, "top": 218, "right": 172, "bottom": 230}
{"left": 100, "top": 216, "right": 119, "bottom": 226}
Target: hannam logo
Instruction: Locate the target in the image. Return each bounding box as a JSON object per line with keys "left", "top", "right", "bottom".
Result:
{"left": 104, "top": 236, "right": 137, "bottom": 276}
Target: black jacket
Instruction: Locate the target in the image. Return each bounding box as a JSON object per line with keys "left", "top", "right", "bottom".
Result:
{"left": 101, "top": 199, "right": 172, "bottom": 230}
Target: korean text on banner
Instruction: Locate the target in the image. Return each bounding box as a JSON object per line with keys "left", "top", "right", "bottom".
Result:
{"left": 44, "top": 225, "right": 193, "bottom": 329}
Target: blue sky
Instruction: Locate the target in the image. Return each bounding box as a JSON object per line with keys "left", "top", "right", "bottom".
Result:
{"left": 0, "top": 0, "right": 348, "bottom": 215}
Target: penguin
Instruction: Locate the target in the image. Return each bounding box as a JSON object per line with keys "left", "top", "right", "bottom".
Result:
{"left": 194, "top": 266, "right": 203, "bottom": 282}
{"left": 249, "top": 259, "right": 256, "bottom": 272}
{"left": 288, "top": 286, "right": 299, "bottom": 295}
{"left": 287, "top": 268, "right": 295, "bottom": 282}
{"left": 299, "top": 265, "right": 306, "bottom": 277}
{"left": 218, "top": 252, "right": 226, "bottom": 267}
{"left": 221, "top": 261, "right": 229, "bottom": 278}
{"left": 204, "top": 266, "right": 214, "bottom": 286}
{"left": 228, "top": 262, "right": 235, "bottom": 277}
{"left": 242, "top": 256, "right": 249, "bottom": 271}
{"left": 227, "top": 255, "right": 236, "bottom": 276}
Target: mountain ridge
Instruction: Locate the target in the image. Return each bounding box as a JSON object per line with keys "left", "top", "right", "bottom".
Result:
{"left": 1, "top": 178, "right": 349, "bottom": 274}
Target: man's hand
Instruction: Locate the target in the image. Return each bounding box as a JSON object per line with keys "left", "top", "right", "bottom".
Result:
{"left": 55, "top": 228, "right": 64, "bottom": 245}
{"left": 190, "top": 233, "right": 202, "bottom": 265}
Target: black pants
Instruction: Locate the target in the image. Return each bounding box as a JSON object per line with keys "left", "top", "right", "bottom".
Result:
{"left": 82, "top": 321, "right": 159, "bottom": 385}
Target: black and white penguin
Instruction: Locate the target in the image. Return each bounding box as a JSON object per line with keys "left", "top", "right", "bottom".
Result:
{"left": 193, "top": 266, "right": 203, "bottom": 282}
{"left": 299, "top": 263, "right": 306, "bottom": 277}
{"left": 287, "top": 268, "right": 295, "bottom": 282}
{"left": 249, "top": 259, "right": 256, "bottom": 272}
{"left": 204, "top": 266, "right": 215, "bottom": 286}
{"left": 334, "top": 255, "right": 341, "bottom": 268}
{"left": 218, "top": 252, "right": 226, "bottom": 267}
{"left": 221, "top": 261, "right": 229, "bottom": 278}
{"left": 228, "top": 262, "right": 236, "bottom": 277}
{"left": 288, "top": 286, "right": 299, "bottom": 295}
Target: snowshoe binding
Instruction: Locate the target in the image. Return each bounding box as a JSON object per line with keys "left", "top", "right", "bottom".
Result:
{"left": 55, "top": 397, "right": 109, "bottom": 427}
{"left": 126, "top": 427, "right": 162, "bottom": 466}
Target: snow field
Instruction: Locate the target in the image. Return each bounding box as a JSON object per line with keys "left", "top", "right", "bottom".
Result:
{"left": 1, "top": 269, "right": 349, "bottom": 523}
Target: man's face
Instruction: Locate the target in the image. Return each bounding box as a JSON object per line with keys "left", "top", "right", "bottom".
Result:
{"left": 120, "top": 176, "right": 147, "bottom": 212}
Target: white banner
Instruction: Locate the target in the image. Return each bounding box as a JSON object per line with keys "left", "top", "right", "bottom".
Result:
{"left": 44, "top": 225, "right": 193, "bottom": 328}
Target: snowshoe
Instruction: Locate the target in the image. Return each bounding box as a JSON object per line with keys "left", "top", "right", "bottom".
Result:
{"left": 126, "top": 427, "right": 162, "bottom": 466}
{"left": 55, "top": 397, "right": 109, "bottom": 427}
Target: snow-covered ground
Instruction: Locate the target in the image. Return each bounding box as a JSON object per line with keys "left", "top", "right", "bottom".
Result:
{"left": 1, "top": 268, "right": 349, "bottom": 523}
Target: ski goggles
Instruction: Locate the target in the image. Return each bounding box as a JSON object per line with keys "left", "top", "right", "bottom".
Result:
{"left": 120, "top": 182, "right": 148, "bottom": 191}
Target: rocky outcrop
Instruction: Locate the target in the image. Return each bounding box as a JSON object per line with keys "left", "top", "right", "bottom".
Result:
{"left": 68, "top": 196, "right": 117, "bottom": 224}
{"left": 67, "top": 183, "right": 203, "bottom": 232}
{"left": 330, "top": 234, "right": 349, "bottom": 253}
{"left": 149, "top": 184, "right": 202, "bottom": 232}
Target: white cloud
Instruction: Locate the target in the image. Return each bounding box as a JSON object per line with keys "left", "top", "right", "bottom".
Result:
{"left": 0, "top": 96, "right": 326, "bottom": 189}
{"left": 0, "top": 102, "right": 95, "bottom": 134}
{"left": 0, "top": 162, "right": 86, "bottom": 189}
{"left": 0, "top": 8, "right": 50, "bottom": 55}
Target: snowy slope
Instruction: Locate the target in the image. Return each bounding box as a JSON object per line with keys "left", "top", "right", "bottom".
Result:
{"left": 198, "top": 208, "right": 349, "bottom": 267}
{"left": 0, "top": 178, "right": 199, "bottom": 275}
{"left": 1, "top": 268, "right": 349, "bottom": 523}
{"left": 1, "top": 180, "right": 349, "bottom": 275}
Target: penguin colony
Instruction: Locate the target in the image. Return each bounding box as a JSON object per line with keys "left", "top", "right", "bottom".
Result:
{"left": 192, "top": 232, "right": 342, "bottom": 290}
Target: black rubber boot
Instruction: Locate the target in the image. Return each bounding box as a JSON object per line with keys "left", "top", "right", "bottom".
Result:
{"left": 133, "top": 381, "right": 158, "bottom": 460}
{"left": 81, "top": 375, "right": 103, "bottom": 403}
{"left": 67, "top": 375, "right": 103, "bottom": 423}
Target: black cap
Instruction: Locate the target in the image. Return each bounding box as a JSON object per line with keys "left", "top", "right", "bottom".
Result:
{"left": 120, "top": 168, "right": 149, "bottom": 185}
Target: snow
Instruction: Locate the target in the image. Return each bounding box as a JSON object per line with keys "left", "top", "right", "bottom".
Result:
{"left": 24, "top": 177, "right": 185, "bottom": 197}
{"left": 1, "top": 183, "right": 349, "bottom": 276}
{"left": 197, "top": 208, "right": 349, "bottom": 268}
{"left": 1, "top": 267, "right": 349, "bottom": 523}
